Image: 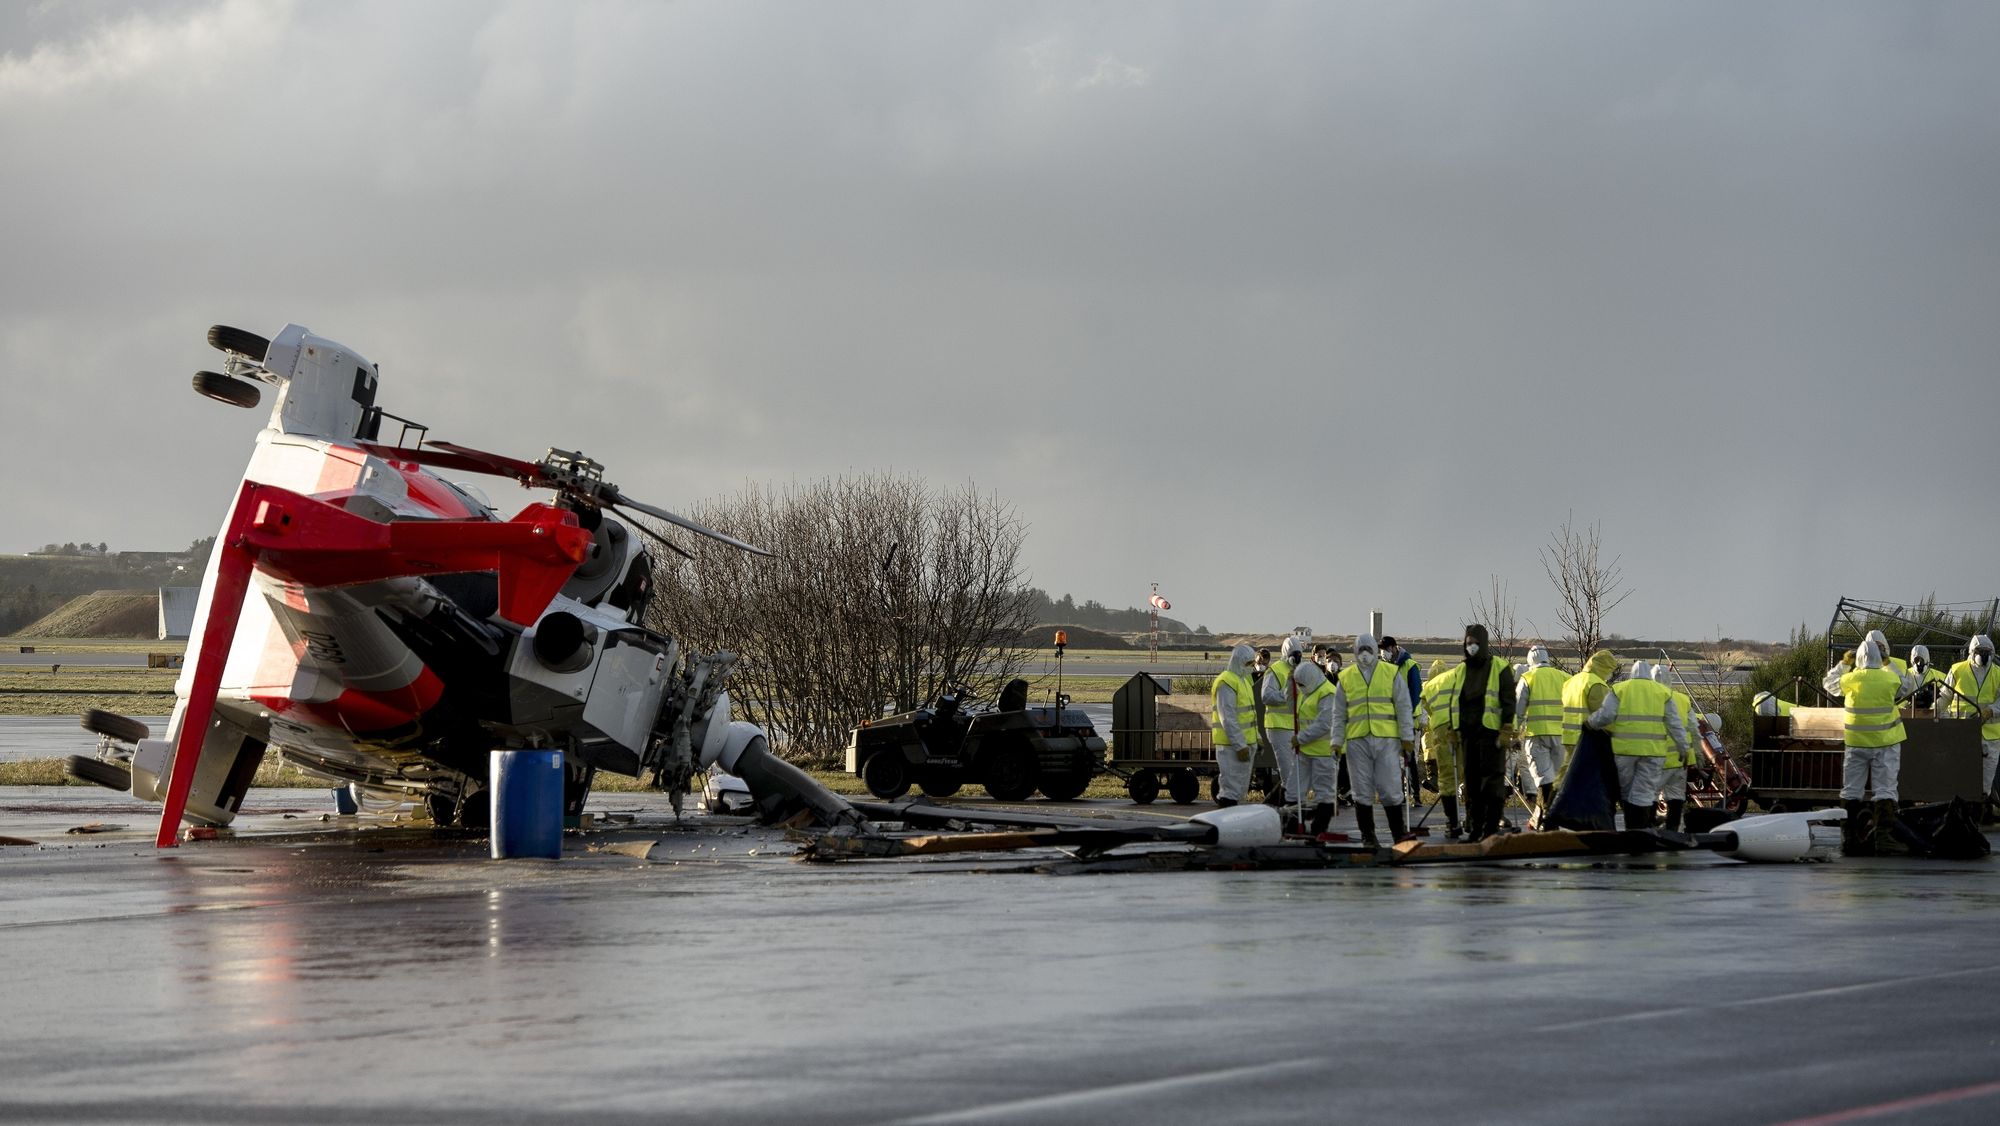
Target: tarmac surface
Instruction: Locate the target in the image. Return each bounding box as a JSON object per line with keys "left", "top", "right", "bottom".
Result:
{"left": 2, "top": 787, "right": 1996, "bottom": 1126}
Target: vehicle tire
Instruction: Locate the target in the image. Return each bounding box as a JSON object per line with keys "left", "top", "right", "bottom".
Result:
{"left": 917, "top": 775, "right": 961, "bottom": 799}
{"left": 1039, "top": 769, "right": 1091, "bottom": 803}
{"left": 207, "top": 324, "right": 270, "bottom": 361}
{"left": 80, "top": 708, "right": 150, "bottom": 744}
{"left": 64, "top": 755, "right": 132, "bottom": 792}
{"left": 1127, "top": 771, "right": 1160, "bottom": 805}
{"left": 862, "top": 752, "right": 912, "bottom": 800}
{"left": 193, "top": 370, "right": 261, "bottom": 409}
{"left": 982, "top": 744, "right": 1038, "bottom": 803}
{"left": 1169, "top": 770, "right": 1201, "bottom": 805}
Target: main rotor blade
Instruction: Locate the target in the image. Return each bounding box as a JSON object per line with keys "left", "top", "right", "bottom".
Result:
{"left": 610, "top": 492, "right": 772, "bottom": 557}
{"left": 424, "top": 441, "right": 553, "bottom": 486}
{"left": 615, "top": 511, "right": 694, "bottom": 561}
{"left": 355, "top": 442, "right": 530, "bottom": 480}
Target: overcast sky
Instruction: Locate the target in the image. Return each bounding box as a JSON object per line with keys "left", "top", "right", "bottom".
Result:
{"left": 3, "top": 0, "right": 1996, "bottom": 643}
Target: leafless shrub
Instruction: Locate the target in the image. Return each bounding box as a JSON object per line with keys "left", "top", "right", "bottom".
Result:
{"left": 1539, "top": 511, "right": 1631, "bottom": 662}
{"left": 645, "top": 473, "right": 1034, "bottom": 767}
{"left": 1463, "top": 574, "right": 1520, "bottom": 659}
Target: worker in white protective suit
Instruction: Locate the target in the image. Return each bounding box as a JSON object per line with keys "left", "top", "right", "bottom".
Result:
{"left": 1945, "top": 635, "right": 2000, "bottom": 823}
{"left": 1328, "top": 633, "right": 1416, "bottom": 848}
{"left": 1260, "top": 635, "right": 1307, "bottom": 811}
{"left": 1824, "top": 638, "right": 1917, "bottom": 854}
{"left": 1513, "top": 645, "right": 1569, "bottom": 828}
{"left": 1605, "top": 660, "right": 1686, "bottom": 829}
{"left": 1651, "top": 663, "right": 1697, "bottom": 831}
{"left": 1906, "top": 644, "right": 1949, "bottom": 715}
{"left": 1209, "top": 644, "right": 1259, "bottom": 807}
{"left": 1290, "top": 658, "right": 1342, "bottom": 835}
{"left": 1863, "top": 629, "right": 1911, "bottom": 680}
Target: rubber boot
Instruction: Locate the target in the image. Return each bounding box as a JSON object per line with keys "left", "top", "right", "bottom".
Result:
{"left": 1354, "top": 805, "right": 1380, "bottom": 849}
{"left": 1664, "top": 799, "right": 1685, "bottom": 833}
{"left": 1841, "top": 799, "right": 1872, "bottom": 856}
{"left": 1535, "top": 783, "right": 1555, "bottom": 830}
{"left": 1442, "top": 797, "right": 1462, "bottom": 840}
{"left": 1621, "top": 801, "right": 1656, "bottom": 830}
{"left": 1874, "top": 799, "right": 1909, "bottom": 856}
{"left": 1310, "top": 802, "right": 1335, "bottom": 837}
{"left": 1215, "top": 797, "right": 1238, "bottom": 808}
{"left": 1385, "top": 804, "right": 1410, "bottom": 844}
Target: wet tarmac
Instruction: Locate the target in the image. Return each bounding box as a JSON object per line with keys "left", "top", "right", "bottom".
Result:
{"left": 2, "top": 787, "right": 1997, "bottom": 1125}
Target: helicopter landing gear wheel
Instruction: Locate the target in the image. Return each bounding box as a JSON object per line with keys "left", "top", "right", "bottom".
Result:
{"left": 1168, "top": 769, "right": 1201, "bottom": 805}
{"left": 1127, "top": 771, "right": 1160, "bottom": 805}
{"left": 862, "top": 752, "right": 912, "bottom": 800}
{"left": 207, "top": 324, "right": 269, "bottom": 361}
{"left": 193, "top": 371, "right": 261, "bottom": 409}
{"left": 64, "top": 755, "right": 132, "bottom": 792}
{"left": 80, "top": 708, "right": 150, "bottom": 744}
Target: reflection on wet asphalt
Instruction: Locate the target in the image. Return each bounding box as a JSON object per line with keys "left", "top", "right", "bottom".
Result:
{"left": 2, "top": 788, "right": 1997, "bottom": 1125}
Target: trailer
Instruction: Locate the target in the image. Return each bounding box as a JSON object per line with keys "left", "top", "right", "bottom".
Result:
{"left": 1748, "top": 707, "right": 1984, "bottom": 810}
{"left": 1107, "top": 673, "right": 1276, "bottom": 804}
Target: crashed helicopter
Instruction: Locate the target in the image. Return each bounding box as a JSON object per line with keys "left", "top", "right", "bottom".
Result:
{"left": 69, "top": 322, "right": 844, "bottom": 848}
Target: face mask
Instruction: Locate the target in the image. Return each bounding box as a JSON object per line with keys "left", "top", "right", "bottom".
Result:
{"left": 1383, "top": 648, "right": 1398, "bottom": 662}
{"left": 1465, "top": 643, "right": 1481, "bottom": 658}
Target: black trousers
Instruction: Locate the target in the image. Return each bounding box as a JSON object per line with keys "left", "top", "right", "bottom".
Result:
{"left": 1460, "top": 727, "right": 1506, "bottom": 837}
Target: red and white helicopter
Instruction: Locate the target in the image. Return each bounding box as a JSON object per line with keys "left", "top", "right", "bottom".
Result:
{"left": 71, "top": 322, "right": 802, "bottom": 848}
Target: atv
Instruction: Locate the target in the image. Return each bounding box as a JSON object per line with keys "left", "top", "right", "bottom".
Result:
{"left": 845, "top": 679, "right": 1107, "bottom": 802}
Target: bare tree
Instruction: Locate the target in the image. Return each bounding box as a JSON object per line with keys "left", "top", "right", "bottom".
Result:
{"left": 1539, "top": 511, "right": 1631, "bottom": 662}
{"left": 1463, "top": 574, "right": 1520, "bottom": 659}
{"left": 645, "top": 473, "right": 1035, "bottom": 767}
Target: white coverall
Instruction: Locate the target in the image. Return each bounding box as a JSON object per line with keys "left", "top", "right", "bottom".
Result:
{"left": 1824, "top": 642, "right": 1918, "bottom": 801}
{"left": 1214, "top": 645, "right": 1257, "bottom": 802}
{"left": 1291, "top": 660, "right": 1341, "bottom": 805}
{"left": 1261, "top": 637, "right": 1308, "bottom": 801}
{"left": 1955, "top": 635, "right": 2000, "bottom": 796}
{"left": 1513, "top": 655, "right": 1566, "bottom": 790}
{"left": 1329, "top": 649, "right": 1416, "bottom": 807}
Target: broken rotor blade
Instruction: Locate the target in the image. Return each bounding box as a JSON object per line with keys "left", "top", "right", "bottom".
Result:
{"left": 609, "top": 491, "right": 773, "bottom": 557}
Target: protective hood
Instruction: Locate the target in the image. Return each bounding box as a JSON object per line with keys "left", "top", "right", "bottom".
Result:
{"left": 1295, "top": 659, "right": 1327, "bottom": 693}
{"left": 1866, "top": 630, "right": 1890, "bottom": 662}
{"left": 1649, "top": 663, "right": 1670, "bottom": 684}
{"left": 1857, "top": 638, "right": 1883, "bottom": 669}
{"left": 1463, "top": 623, "right": 1490, "bottom": 657}
{"left": 1584, "top": 650, "right": 1619, "bottom": 681}
{"left": 1973, "top": 635, "right": 1995, "bottom": 665}
{"left": 1528, "top": 645, "right": 1551, "bottom": 668}
{"left": 1910, "top": 644, "right": 1930, "bottom": 668}
{"left": 1228, "top": 644, "right": 1255, "bottom": 675}
{"left": 1629, "top": 660, "right": 1653, "bottom": 682}
{"left": 1354, "top": 631, "right": 1378, "bottom": 673}
{"left": 1280, "top": 634, "right": 1305, "bottom": 662}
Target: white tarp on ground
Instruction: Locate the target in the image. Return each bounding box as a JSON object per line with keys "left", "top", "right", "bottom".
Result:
{"left": 156, "top": 587, "right": 196, "bottom": 640}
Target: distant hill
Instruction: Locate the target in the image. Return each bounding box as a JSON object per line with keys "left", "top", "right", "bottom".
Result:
{"left": 1025, "top": 588, "right": 1197, "bottom": 636}
{"left": 16, "top": 590, "right": 161, "bottom": 638}
{"left": 0, "top": 540, "right": 208, "bottom": 635}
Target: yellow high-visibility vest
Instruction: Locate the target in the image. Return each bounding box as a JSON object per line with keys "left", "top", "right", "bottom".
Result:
{"left": 1297, "top": 679, "right": 1337, "bottom": 757}
{"left": 1839, "top": 668, "right": 1906, "bottom": 749}
{"left": 1210, "top": 669, "right": 1257, "bottom": 747}
{"left": 1562, "top": 671, "right": 1606, "bottom": 747}
{"left": 1667, "top": 689, "right": 1695, "bottom": 768}
{"left": 1423, "top": 666, "right": 1463, "bottom": 734}
{"left": 1339, "top": 661, "right": 1401, "bottom": 741}
{"left": 1455, "top": 659, "right": 1505, "bottom": 732}
{"left": 1265, "top": 659, "right": 1295, "bottom": 730}
{"left": 1521, "top": 666, "right": 1567, "bottom": 738}
{"left": 1947, "top": 660, "right": 2000, "bottom": 740}
{"left": 1610, "top": 678, "right": 1672, "bottom": 758}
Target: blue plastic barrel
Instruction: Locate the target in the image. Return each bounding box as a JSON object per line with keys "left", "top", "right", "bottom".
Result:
{"left": 489, "top": 749, "right": 564, "bottom": 859}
